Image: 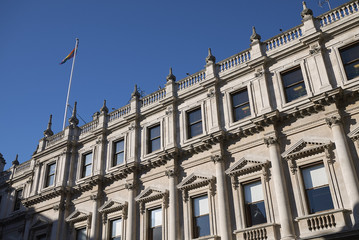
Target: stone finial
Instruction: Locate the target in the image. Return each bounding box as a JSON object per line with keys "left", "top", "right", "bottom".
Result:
{"left": 43, "top": 114, "right": 54, "bottom": 137}
{"left": 166, "top": 68, "right": 176, "bottom": 82}
{"left": 250, "top": 26, "right": 261, "bottom": 43}
{"left": 68, "top": 102, "right": 79, "bottom": 126}
{"left": 131, "top": 84, "right": 140, "bottom": 98}
{"left": 12, "top": 154, "right": 19, "bottom": 166}
{"left": 0, "top": 153, "right": 5, "bottom": 164}
{"left": 100, "top": 100, "right": 109, "bottom": 114}
{"left": 301, "top": 1, "right": 313, "bottom": 19}
{"left": 205, "top": 48, "right": 216, "bottom": 64}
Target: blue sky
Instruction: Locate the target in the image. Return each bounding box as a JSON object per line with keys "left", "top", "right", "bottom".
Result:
{"left": 0, "top": 0, "right": 345, "bottom": 169}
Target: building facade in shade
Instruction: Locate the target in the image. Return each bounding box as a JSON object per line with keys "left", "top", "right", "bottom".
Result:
{"left": 2, "top": 1, "right": 359, "bottom": 240}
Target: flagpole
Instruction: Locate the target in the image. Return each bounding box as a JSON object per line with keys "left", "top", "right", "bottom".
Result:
{"left": 62, "top": 38, "right": 79, "bottom": 130}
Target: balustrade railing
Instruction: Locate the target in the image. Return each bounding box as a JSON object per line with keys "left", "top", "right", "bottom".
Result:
{"left": 14, "top": 161, "right": 32, "bottom": 177}
{"left": 109, "top": 104, "right": 131, "bottom": 122}
{"left": 47, "top": 131, "right": 65, "bottom": 146}
{"left": 177, "top": 70, "right": 206, "bottom": 91}
{"left": 80, "top": 120, "right": 99, "bottom": 135}
{"left": 141, "top": 88, "right": 166, "bottom": 107}
{"left": 265, "top": 25, "right": 302, "bottom": 51}
{"left": 218, "top": 49, "right": 251, "bottom": 73}
{"left": 307, "top": 213, "right": 336, "bottom": 231}
{"left": 319, "top": 0, "right": 359, "bottom": 27}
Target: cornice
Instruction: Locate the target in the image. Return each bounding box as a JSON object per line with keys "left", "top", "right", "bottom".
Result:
{"left": 23, "top": 186, "right": 65, "bottom": 207}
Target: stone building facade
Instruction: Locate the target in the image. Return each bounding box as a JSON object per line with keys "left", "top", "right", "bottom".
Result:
{"left": 1, "top": 1, "right": 359, "bottom": 239}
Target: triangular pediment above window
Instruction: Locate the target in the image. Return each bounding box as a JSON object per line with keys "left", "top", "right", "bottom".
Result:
{"left": 98, "top": 199, "right": 127, "bottom": 214}
{"left": 135, "top": 187, "right": 168, "bottom": 203}
{"left": 31, "top": 217, "right": 50, "bottom": 229}
{"left": 177, "top": 173, "right": 215, "bottom": 191}
{"left": 281, "top": 137, "right": 332, "bottom": 160}
{"left": 348, "top": 125, "right": 359, "bottom": 140}
{"left": 65, "top": 209, "right": 91, "bottom": 224}
{"left": 225, "top": 155, "right": 269, "bottom": 177}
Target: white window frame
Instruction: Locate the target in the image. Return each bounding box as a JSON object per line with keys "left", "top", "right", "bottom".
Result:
{"left": 135, "top": 187, "right": 169, "bottom": 240}
{"left": 227, "top": 86, "right": 254, "bottom": 126}
{"left": 76, "top": 146, "right": 95, "bottom": 182}
{"left": 180, "top": 104, "right": 207, "bottom": 144}
{"left": 43, "top": 161, "right": 57, "bottom": 189}
{"left": 141, "top": 121, "right": 163, "bottom": 159}
{"left": 107, "top": 132, "right": 128, "bottom": 172}
{"left": 177, "top": 173, "right": 217, "bottom": 239}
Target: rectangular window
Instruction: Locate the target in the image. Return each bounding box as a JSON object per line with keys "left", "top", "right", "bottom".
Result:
{"left": 192, "top": 195, "right": 210, "bottom": 238}
{"left": 231, "top": 89, "right": 251, "bottom": 122}
{"left": 113, "top": 140, "right": 124, "bottom": 166}
{"left": 281, "top": 67, "right": 307, "bottom": 103}
{"left": 81, "top": 152, "right": 92, "bottom": 178}
{"left": 36, "top": 235, "right": 46, "bottom": 240}
{"left": 148, "top": 208, "right": 162, "bottom": 240}
{"left": 110, "top": 218, "right": 122, "bottom": 240}
{"left": 187, "top": 108, "right": 202, "bottom": 139}
{"left": 148, "top": 125, "right": 161, "bottom": 153}
{"left": 45, "top": 162, "right": 56, "bottom": 187}
{"left": 244, "top": 181, "right": 267, "bottom": 227}
{"left": 302, "top": 164, "right": 334, "bottom": 214}
{"left": 76, "top": 228, "right": 87, "bottom": 240}
{"left": 340, "top": 42, "right": 359, "bottom": 80}
{"left": 13, "top": 189, "right": 23, "bottom": 211}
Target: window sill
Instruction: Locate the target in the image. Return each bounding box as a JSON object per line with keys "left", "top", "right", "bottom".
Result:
{"left": 280, "top": 94, "right": 310, "bottom": 111}
{"left": 295, "top": 208, "right": 349, "bottom": 237}
{"left": 233, "top": 223, "right": 279, "bottom": 240}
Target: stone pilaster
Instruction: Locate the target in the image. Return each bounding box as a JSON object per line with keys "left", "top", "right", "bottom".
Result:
{"left": 264, "top": 137, "right": 296, "bottom": 239}
{"left": 165, "top": 168, "right": 179, "bottom": 240}
{"left": 125, "top": 180, "right": 136, "bottom": 240}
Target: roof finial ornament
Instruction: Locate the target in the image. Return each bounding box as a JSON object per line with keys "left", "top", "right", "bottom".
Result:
{"left": 301, "top": 1, "right": 313, "bottom": 19}
{"left": 68, "top": 101, "right": 79, "bottom": 126}
{"left": 166, "top": 67, "right": 176, "bottom": 82}
{"left": 250, "top": 26, "right": 261, "bottom": 43}
{"left": 205, "top": 48, "right": 216, "bottom": 64}
{"left": 12, "top": 154, "right": 19, "bottom": 166}
{"left": 43, "top": 114, "right": 54, "bottom": 137}
{"left": 131, "top": 84, "right": 140, "bottom": 98}
{"left": 0, "top": 153, "right": 5, "bottom": 164}
{"left": 100, "top": 99, "right": 109, "bottom": 113}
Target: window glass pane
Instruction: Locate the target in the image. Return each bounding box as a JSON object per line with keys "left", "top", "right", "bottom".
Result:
{"left": 234, "top": 103, "right": 251, "bottom": 121}
{"left": 150, "top": 125, "right": 160, "bottom": 139}
{"left": 344, "top": 62, "right": 359, "bottom": 80}
{"left": 285, "top": 82, "right": 307, "bottom": 102}
{"left": 84, "top": 165, "right": 92, "bottom": 177}
{"left": 111, "top": 218, "right": 122, "bottom": 239}
{"left": 14, "top": 189, "right": 22, "bottom": 211}
{"left": 340, "top": 42, "right": 359, "bottom": 63}
{"left": 193, "top": 195, "right": 209, "bottom": 216}
{"left": 151, "top": 227, "right": 162, "bottom": 240}
{"left": 115, "top": 152, "right": 124, "bottom": 166}
{"left": 244, "top": 181, "right": 264, "bottom": 203}
{"left": 84, "top": 153, "right": 92, "bottom": 165}
{"left": 232, "top": 91, "right": 249, "bottom": 107}
{"left": 302, "top": 164, "right": 329, "bottom": 189}
{"left": 306, "top": 186, "right": 334, "bottom": 213}
{"left": 281, "top": 67, "right": 307, "bottom": 102}
{"left": 150, "top": 138, "right": 161, "bottom": 152}
{"left": 189, "top": 122, "right": 203, "bottom": 138}
{"left": 282, "top": 68, "right": 304, "bottom": 87}
{"left": 246, "top": 201, "right": 267, "bottom": 226}
{"left": 188, "top": 109, "right": 202, "bottom": 123}
{"left": 49, "top": 163, "right": 56, "bottom": 175}
{"left": 76, "top": 228, "right": 86, "bottom": 240}
{"left": 151, "top": 208, "right": 162, "bottom": 227}
{"left": 194, "top": 215, "right": 210, "bottom": 237}
{"left": 47, "top": 175, "right": 55, "bottom": 186}
{"left": 115, "top": 140, "right": 124, "bottom": 153}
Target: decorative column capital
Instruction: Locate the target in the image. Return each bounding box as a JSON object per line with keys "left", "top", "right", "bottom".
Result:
{"left": 264, "top": 137, "right": 278, "bottom": 147}
{"left": 211, "top": 154, "right": 223, "bottom": 163}
{"left": 125, "top": 182, "right": 136, "bottom": 190}
{"left": 165, "top": 169, "right": 177, "bottom": 178}
{"left": 325, "top": 116, "right": 342, "bottom": 128}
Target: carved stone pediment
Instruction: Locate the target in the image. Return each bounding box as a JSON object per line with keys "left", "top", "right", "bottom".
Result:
{"left": 135, "top": 187, "right": 168, "bottom": 203}
{"left": 98, "top": 199, "right": 127, "bottom": 214}
{"left": 281, "top": 137, "right": 332, "bottom": 161}
{"left": 348, "top": 125, "right": 359, "bottom": 141}
{"left": 65, "top": 209, "right": 91, "bottom": 224}
{"left": 30, "top": 217, "right": 50, "bottom": 230}
{"left": 225, "top": 156, "right": 269, "bottom": 177}
{"left": 177, "top": 173, "right": 215, "bottom": 191}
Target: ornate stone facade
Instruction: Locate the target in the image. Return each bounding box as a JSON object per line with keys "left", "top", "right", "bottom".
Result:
{"left": 1, "top": 1, "right": 359, "bottom": 239}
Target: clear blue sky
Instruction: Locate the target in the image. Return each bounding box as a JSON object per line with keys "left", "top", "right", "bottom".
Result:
{"left": 0, "top": 0, "right": 345, "bottom": 170}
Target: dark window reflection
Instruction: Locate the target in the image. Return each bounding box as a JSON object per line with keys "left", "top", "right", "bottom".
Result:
{"left": 76, "top": 228, "right": 86, "bottom": 240}
{"left": 148, "top": 208, "right": 162, "bottom": 240}
{"left": 193, "top": 195, "right": 210, "bottom": 238}
{"left": 340, "top": 42, "right": 359, "bottom": 80}
{"left": 81, "top": 152, "right": 92, "bottom": 178}
{"left": 231, "top": 89, "right": 251, "bottom": 122}
{"left": 148, "top": 125, "right": 161, "bottom": 153}
{"left": 187, "top": 108, "right": 202, "bottom": 139}
{"left": 113, "top": 140, "right": 124, "bottom": 166}
{"left": 281, "top": 67, "right": 307, "bottom": 102}
{"left": 244, "top": 181, "right": 267, "bottom": 227}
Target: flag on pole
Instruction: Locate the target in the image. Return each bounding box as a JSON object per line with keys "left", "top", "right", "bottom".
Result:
{"left": 60, "top": 48, "right": 76, "bottom": 64}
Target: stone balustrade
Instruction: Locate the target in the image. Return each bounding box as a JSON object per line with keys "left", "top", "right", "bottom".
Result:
{"left": 109, "top": 104, "right": 131, "bottom": 122}
{"left": 80, "top": 120, "right": 99, "bottom": 135}
{"left": 177, "top": 70, "right": 206, "bottom": 91}
{"left": 234, "top": 223, "right": 278, "bottom": 240}
{"left": 218, "top": 49, "right": 251, "bottom": 73}
{"left": 319, "top": 0, "right": 359, "bottom": 27}
{"left": 46, "top": 131, "right": 65, "bottom": 146}
{"left": 13, "top": 161, "right": 32, "bottom": 178}
{"left": 141, "top": 88, "right": 166, "bottom": 107}
{"left": 264, "top": 25, "right": 303, "bottom": 52}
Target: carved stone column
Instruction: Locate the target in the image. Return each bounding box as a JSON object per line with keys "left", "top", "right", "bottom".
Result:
{"left": 165, "top": 168, "right": 179, "bottom": 240}
{"left": 264, "top": 137, "right": 295, "bottom": 240}
{"left": 211, "top": 155, "right": 231, "bottom": 240}
{"left": 125, "top": 181, "right": 136, "bottom": 240}
{"left": 326, "top": 116, "right": 359, "bottom": 223}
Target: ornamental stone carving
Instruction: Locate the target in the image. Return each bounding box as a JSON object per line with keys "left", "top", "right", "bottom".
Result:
{"left": 264, "top": 137, "right": 278, "bottom": 147}
{"left": 211, "top": 154, "right": 222, "bottom": 163}
{"left": 325, "top": 116, "right": 342, "bottom": 128}
{"left": 165, "top": 169, "right": 177, "bottom": 178}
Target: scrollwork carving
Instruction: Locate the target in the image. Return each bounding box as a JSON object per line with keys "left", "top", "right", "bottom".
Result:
{"left": 264, "top": 137, "right": 278, "bottom": 147}
{"left": 325, "top": 116, "right": 341, "bottom": 128}
{"left": 211, "top": 154, "right": 222, "bottom": 163}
